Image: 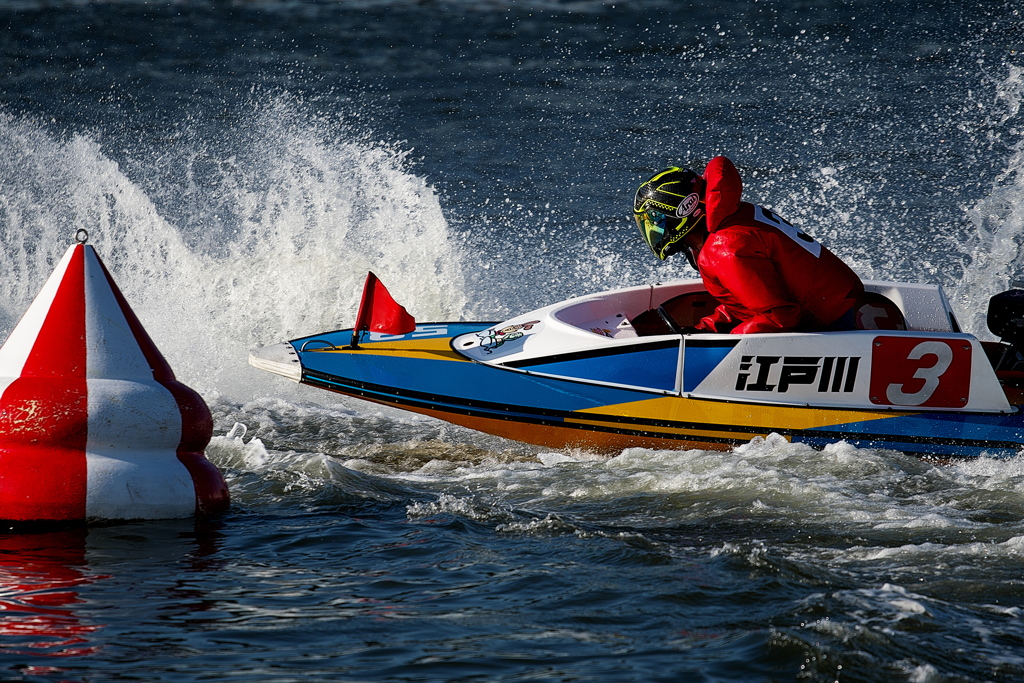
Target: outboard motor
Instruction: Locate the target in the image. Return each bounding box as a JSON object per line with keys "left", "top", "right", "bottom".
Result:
{"left": 987, "top": 285, "right": 1024, "bottom": 382}
{"left": 988, "top": 285, "right": 1024, "bottom": 351}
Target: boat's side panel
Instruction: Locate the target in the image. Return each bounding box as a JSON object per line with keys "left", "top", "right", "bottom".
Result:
{"left": 501, "top": 340, "right": 680, "bottom": 392}
{"left": 685, "top": 332, "right": 1010, "bottom": 413}
{"left": 288, "top": 327, "right": 1024, "bottom": 458}
{"left": 301, "top": 344, "right": 665, "bottom": 416}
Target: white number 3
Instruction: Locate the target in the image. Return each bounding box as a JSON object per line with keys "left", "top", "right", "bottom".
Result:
{"left": 885, "top": 341, "right": 953, "bottom": 406}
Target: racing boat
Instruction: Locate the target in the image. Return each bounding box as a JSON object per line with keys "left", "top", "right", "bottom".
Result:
{"left": 249, "top": 278, "right": 1024, "bottom": 460}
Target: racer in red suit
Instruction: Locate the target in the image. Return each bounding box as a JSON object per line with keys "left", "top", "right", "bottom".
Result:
{"left": 633, "top": 156, "right": 864, "bottom": 334}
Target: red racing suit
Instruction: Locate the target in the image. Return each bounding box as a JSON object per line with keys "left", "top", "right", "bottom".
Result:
{"left": 693, "top": 156, "right": 864, "bottom": 334}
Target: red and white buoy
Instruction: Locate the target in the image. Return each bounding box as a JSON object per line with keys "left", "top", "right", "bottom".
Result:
{"left": 0, "top": 232, "right": 229, "bottom": 522}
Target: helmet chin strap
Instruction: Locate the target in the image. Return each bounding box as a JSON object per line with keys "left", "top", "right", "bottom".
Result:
{"left": 676, "top": 224, "right": 707, "bottom": 271}
{"left": 683, "top": 245, "right": 699, "bottom": 271}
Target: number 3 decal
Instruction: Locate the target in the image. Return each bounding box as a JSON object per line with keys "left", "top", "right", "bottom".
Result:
{"left": 884, "top": 341, "right": 952, "bottom": 405}
{"left": 870, "top": 337, "right": 971, "bottom": 408}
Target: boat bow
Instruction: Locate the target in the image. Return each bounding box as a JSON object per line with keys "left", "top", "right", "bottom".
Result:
{"left": 249, "top": 341, "right": 302, "bottom": 383}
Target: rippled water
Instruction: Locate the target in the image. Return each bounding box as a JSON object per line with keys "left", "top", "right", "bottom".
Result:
{"left": 2, "top": 1, "right": 1024, "bottom": 680}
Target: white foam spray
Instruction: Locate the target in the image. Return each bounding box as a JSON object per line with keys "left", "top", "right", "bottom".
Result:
{"left": 953, "top": 64, "right": 1024, "bottom": 336}
{"left": 0, "top": 102, "right": 469, "bottom": 402}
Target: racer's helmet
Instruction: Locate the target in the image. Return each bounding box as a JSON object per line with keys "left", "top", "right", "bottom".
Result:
{"left": 633, "top": 167, "right": 706, "bottom": 260}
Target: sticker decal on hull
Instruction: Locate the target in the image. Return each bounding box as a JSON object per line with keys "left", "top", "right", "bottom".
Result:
{"left": 477, "top": 320, "right": 541, "bottom": 354}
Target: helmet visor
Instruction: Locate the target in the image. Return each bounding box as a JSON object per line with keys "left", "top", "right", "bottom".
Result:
{"left": 634, "top": 207, "right": 688, "bottom": 260}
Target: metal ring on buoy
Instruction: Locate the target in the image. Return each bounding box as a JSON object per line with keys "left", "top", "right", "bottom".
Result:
{"left": 75, "top": 229, "right": 89, "bottom": 244}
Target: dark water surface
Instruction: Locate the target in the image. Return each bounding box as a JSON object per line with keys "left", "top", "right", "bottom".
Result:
{"left": 2, "top": 1, "right": 1024, "bottom": 680}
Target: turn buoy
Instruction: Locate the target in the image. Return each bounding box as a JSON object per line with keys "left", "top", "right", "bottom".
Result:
{"left": 0, "top": 241, "right": 230, "bottom": 521}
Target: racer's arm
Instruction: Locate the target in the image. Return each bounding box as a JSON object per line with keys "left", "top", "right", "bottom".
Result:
{"left": 694, "top": 303, "right": 739, "bottom": 333}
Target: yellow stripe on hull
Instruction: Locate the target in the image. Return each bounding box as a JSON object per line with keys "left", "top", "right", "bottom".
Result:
{"left": 308, "top": 337, "right": 470, "bottom": 362}
{"left": 574, "top": 395, "right": 908, "bottom": 431}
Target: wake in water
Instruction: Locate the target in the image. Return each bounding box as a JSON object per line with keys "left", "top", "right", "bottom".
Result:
{"left": 213, "top": 423, "right": 1024, "bottom": 563}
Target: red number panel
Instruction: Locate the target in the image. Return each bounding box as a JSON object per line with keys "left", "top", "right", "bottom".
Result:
{"left": 869, "top": 336, "right": 971, "bottom": 408}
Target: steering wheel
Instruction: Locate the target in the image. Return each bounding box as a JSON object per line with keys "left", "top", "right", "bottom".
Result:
{"left": 657, "top": 306, "right": 686, "bottom": 335}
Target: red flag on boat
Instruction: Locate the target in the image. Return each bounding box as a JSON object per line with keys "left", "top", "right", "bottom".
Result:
{"left": 350, "top": 272, "right": 416, "bottom": 347}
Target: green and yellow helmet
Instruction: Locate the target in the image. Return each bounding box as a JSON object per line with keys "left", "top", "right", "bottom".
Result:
{"left": 633, "top": 167, "right": 706, "bottom": 260}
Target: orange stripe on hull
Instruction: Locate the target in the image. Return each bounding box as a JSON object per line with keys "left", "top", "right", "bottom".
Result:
{"left": 351, "top": 394, "right": 767, "bottom": 453}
